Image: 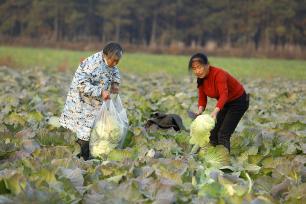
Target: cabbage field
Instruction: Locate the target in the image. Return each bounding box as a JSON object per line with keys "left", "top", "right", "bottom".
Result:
{"left": 0, "top": 60, "right": 305, "bottom": 203}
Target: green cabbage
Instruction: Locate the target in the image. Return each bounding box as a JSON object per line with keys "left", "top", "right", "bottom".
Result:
{"left": 198, "top": 145, "right": 230, "bottom": 168}
{"left": 189, "top": 114, "right": 215, "bottom": 147}
{"left": 90, "top": 140, "right": 117, "bottom": 157}
{"left": 108, "top": 149, "right": 134, "bottom": 161}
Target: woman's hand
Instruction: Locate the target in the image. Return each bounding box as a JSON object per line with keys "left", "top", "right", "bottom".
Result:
{"left": 196, "top": 106, "right": 204, "bottom": 116}
{"left": 102, "top": 90, "right": 110, "bottom": 100}
{"left": 211, "top": 107, "right": 220, "bottom": 120}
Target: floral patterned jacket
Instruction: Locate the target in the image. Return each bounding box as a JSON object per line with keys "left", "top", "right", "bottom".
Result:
{"left": 59, "top": 51, "right": 120, "bottom": 141}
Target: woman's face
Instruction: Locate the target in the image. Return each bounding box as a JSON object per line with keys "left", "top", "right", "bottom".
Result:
{"left": 104, "top": 54, "right": 120, "bottom": 67}
{"left": 191, "top": 61, "right": 208, "bottom": 78}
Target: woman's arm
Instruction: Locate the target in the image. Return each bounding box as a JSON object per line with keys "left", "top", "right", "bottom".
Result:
{"left": 215, "top": 72, "right": 229, "bottom": 110}
{"left": 211, "top": 107, "right": 220, "bottom": 119}
{"left": 197, "top": 106, "right": 204, "bottom": 115}
{"left": 76, "top": 63, "right": 109, "bottom": 97}
{"left": 110, "top": 68, "right": 121, "bottom": 94}
{"left": 197, "top": 86, "right": 207, "bottom": 115}
{"left": 112, "top": 68, "right": 121, "bottom": 84}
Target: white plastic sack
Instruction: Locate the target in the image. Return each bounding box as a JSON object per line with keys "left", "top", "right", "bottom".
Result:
{"left": 90, "top": 94, "right": 128, "bottom": 158}
{"left": 112, "top": 94, "right": 129, "bottom": 148}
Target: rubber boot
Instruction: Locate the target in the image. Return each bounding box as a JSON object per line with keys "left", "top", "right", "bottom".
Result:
{"left": 76, "top": 139, "right": 90, "bottom": 161}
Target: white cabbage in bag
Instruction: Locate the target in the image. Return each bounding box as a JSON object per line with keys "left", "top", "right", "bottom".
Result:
{"left": 90, "top": 94, "right": 128, "bottom": 158}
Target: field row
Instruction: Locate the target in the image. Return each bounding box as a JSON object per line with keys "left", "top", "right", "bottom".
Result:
{"left": 0, "top": 46, "right": 306, "bottom": 79}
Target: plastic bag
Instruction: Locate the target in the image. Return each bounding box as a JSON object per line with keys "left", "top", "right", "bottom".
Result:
{"left": 112, "top": 94, "right": 128, "bottom": 148}
{"left": 89, "top": 94, "right": 128, "bottom": 158}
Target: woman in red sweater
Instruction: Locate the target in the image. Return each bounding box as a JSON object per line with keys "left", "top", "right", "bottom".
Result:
{"left": 189, "top": 53, "right": 249, "bottom": 151}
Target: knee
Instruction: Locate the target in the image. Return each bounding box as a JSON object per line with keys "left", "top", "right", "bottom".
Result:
{"left": 217, "top": 132, "right": 231, "bottom": 150}
{"left": 209, "top": 138, "right": 218, "bottom": 146}
{"left": 217, "top": 131, "right": 230, "bottom": 140}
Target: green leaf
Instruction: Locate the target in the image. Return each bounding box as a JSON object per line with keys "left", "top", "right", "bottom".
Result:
{"left": 4, "top": 112, "right": 26, "bottom": 127}
{"left": 198, "top": 145, "right": 230, "bottom": 168}
{"left": 105, "top": 174, "right": 125, "bottom": 184}
{"left": 34, "top": 168, "right": 57, "bottom": 184}
{"left": 153, "top": 159, "right": 188, "bottom": 185}
{"left": 198, "top": 182, "right": 223, "bottom": 198}
{"left": 0, "top": 170, "right": 27, "bottom": 195}
{"left": 27, "top": 111, "right": 43, "bottom": 122}
{"left": 280, "top": 121, "right": 306, "bottom": 131}
{"left": 244, "top": 164, "right": 261, "bottom": 174}
{"left": 107, "top": 148, "right": 135, "bottom": 162}
{"left": 254, "top": 176, "right": 275, "bottom": 194}
{"left": 57, "top": 168, "right": 84, "bottom": 194}
{"left": 248, "top": 155, "right": 264, "bottom": 165}
{"left": 0, "top": 143, "right": 18, "bottom": 159}
{"left": 285, "top": 183, "right": 306, "bottom": 202}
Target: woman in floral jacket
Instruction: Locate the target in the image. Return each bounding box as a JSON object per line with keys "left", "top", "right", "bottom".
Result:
{"left": 59, "top": 42, "right": 123, "bottom": 160}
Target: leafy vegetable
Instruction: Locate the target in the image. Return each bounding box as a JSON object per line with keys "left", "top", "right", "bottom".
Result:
{"left": 0, "top": 66, "right": 305, "bottom": 203}
{"left": 198, "top": 145, "right": 230, "bottom": 168}
{"left": 189, "top": 114, "right": 215, "bottom": 147}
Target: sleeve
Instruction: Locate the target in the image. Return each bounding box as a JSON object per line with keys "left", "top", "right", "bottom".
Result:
{"left": 112, "top": 67, "right": 121, "bottom": 84}
{"left": 75, "top": 62, "right": 104, "bottom": 97}
{"left": 215, "top": 72, "right": 228, "bottom": 110}
{"left": 198, "top": 85, "right": 207, "bottom": 110}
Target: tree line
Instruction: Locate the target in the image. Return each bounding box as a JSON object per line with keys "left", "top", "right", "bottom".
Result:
{"left": 0, "top": 0, "right": 305, "bottom": 54}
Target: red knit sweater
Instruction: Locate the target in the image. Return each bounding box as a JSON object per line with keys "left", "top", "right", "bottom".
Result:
{"left": 198, "top": 66, "right": 245, "bottom": 110}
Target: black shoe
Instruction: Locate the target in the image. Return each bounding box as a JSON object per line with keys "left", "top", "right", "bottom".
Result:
{"left": 76, "top": 139, "right": 90, "bottom": 161}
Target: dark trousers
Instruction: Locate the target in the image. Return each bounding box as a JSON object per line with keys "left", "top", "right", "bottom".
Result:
{"left": 210, "top": 92, "right": 249, "bottom": 151}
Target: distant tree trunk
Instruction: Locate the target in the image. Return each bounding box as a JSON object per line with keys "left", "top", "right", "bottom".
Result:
{"left": 244, "top": 0, "right": 250, "bottom": 45}
{"left": 52, "top": 4, "right": 59, "bottom": 42}
{"left": 140, "top": 20, "right": 146, "bottom": 45}
{"left": 87, "top": 0, "right": 94, "bottom": 39}
{"left": 225, "top": 0, "right": 231, "bottom": 48}
{"left": 53, "top": 18, "right": 58, "bottom": 41}
{"left": 262, "top": 29, "right": 270, "bottom": 50}
{"left": 102, "top": 22, "right": 106, "bottom": 44}
{"left": 18, "top": 22, "right": 22, "bottom": 37}
{"left": 150, "top": 12, "right": 157, "bottom": 48}
{"left": 254, "top": 28, "right": 261, "bottom": 50}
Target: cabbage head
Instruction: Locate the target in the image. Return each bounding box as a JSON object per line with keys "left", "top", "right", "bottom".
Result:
{"left": 198, "top": 145, "right": 230, "bottom": 168}
{"left": 189, "top": 114, "right": 215, "bottom": 147}
{"left": 91, "top": 140, "right": 117, "bottom": 157}
{"left": 94, "top": 117, "right": 121, "bottom": 143}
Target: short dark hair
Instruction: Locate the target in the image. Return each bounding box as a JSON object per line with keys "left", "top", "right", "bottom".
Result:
{"left": 188, "top": 53, "right": 209, "bottom": 71}
{"left": 102, "top": 42, "right": 123, "bottom": 59}
{"left": 188, "top": 53, "right": 209, "bottom": 88}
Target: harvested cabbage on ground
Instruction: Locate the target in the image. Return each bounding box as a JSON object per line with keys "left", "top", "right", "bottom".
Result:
{"left": 189, "top": 114, "right": 215, "bottom": 147}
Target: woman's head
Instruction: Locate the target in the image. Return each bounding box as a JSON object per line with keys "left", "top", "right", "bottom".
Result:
{"left": 188, "top": 53, "right": 210, "bottom": 86}
{"left": 102, "top": 42, "right": 123, "bottom": 67}
{"left": 188, "top": 53, "right": 209, "bottom": 77}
